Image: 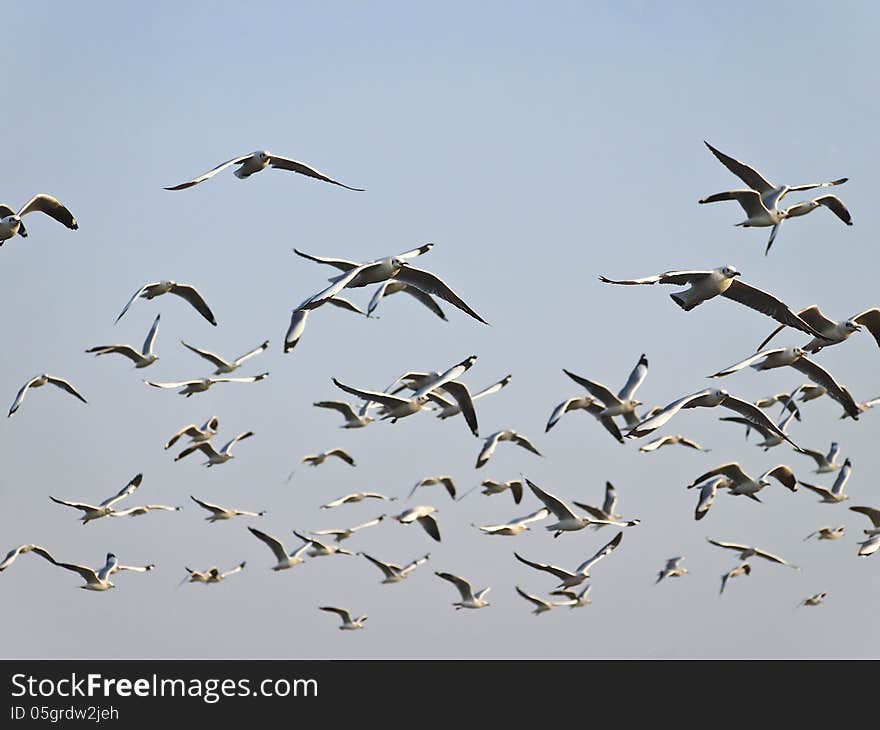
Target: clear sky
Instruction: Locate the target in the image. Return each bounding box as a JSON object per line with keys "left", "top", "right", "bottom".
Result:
{"left": 2, "top": 2, "right": 879, "bottom": 658}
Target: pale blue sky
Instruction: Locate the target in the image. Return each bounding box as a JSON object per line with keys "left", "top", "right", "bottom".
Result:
{"left": 2, "top": 2, "right": 879, "bottom": 658}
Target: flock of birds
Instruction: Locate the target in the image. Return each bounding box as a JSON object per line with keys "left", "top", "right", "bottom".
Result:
{"left": 2, "top": 141, "right": 878, "bottom": 634}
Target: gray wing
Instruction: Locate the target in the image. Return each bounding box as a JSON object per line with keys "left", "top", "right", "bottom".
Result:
{"left": 687, "top": 463, "right": 747, "bottom": 488}
{"left": 180, "top": 341, "right": 229, "bottom": 369}
{"left": 411, "top": 355, "right": 478, "bottom": 398}
{"left": 189, "top": 496, "right": 225, "bottom": 515}
{"left": 85, "top": 344, "right": 144, "bottom": 364}
{"left": 164, "top": 154, "right": 253, "bottom": 190}
{"left": 599, "top": 269, "right": 712, "bottom": 286}
{"left": 849, "top": 506, "right": 880, "bottom": 528}
{"left": 359, "top": 552, "right": 399, "bottom": 579}
{"left": 512, "top": 553, "right": 574, "bottom": 581}
{"left": 718, "top": 416, "right": 774, "bottom": 440}
{"left": 164, "top": 424, "right": 202, "bottom": 449}
{"left": 721, "top": 280, "right": 828, "bottom": 340}
{"left": 300, "top": 263, "right": 378, "bottom": 310}
{"left": 437, "top": 381, "right": 478, "bottom": 437}
{"left": 332, "top": 378, "right": 412, "bottom": 409}
{"left": 366, "top": 282, "right": 392, "bottom": 318}
{"left": 398, "top": 285, "right": 448, "bottom": 320}
{"left": 575, "top": 531, "right": 624, "bottom": 573}
{"left": 142, "top": 314, "right": 161, "bottom": 355}
{"left": 853, "top": 309, "right": 880, "bottom": 347}
{"left": 393, "top": 265, "right": 488, "bottom": 324}
{"left": 17, "top": 193, "right": 78, "bottom": 229}
{"left": 625, "top": 389, "right": 714, "bottom": 438}
{"left": 602, "top": 482, "right": 618, "bottom": 515}
{"left": 292, "top": 248, "right": 363, "bottom": 272}
{"left": 267, "top": 154, "right": 364, "bottom": 191}
{"left": 325, "top": 296, "right": 366, "bottom": 315}
{"left": 417, "top": 514, "right": 441, "bottom": 542}
{"left": 175, "top": 441, "right": 219, "bottom": 461}
{"left": 46, "top": 376, "right": 87, "bottom": 404}
{"left": 284, "top": 308, "right": 309, "bottom": 353}
{"left": 313, "top": 400, "right": 360, "bottom": 421}
{"left": 319, "top": 606, "right": 354, "bottom": 623}
{"left": 790, "top": 356, "right": 860, "bottom": 419}
{"left": 618, "top": 354, "right": 649, "bottom": 401}
{"left": 169, "top": 284, "right": 217, "bottom": 326}
{"left": 720, "top": 395, "right": 800, "bottom": 449}
{"left": 709, "top": 348, "right": 789, "bottom": 378}
{"left": 435, "top": 572, "right": 475, "bottom": 601}
{"left": 698, "top": 189, "right": 768, "bottom": 217}
{"left": 326, "top": 448, "right": 356, "bottom": 466}
{"left": 54, "top": 561, "right": 100, "bottom": 583}
{"left": 525, "top": 478, "right": 576, "bottom": 521}
{"left": 100, "top": 473, "right": 144, "bottom": 508}
{"left": 511, "top": 433, "right": 542, "bottom": 456}
{"left": 703, "top": 142, "right": 775, "bottom": 193}
{"left": 473, "top": 375, "right": 512, "bottom": 400}
{"left": 115, "top": 283, "right": 153, "bottom": 324}
{"left": 248, "top": 527, "right": 290, "bottom": 562}
{"left": 562, "top": 369, "right": 620, "bottom": 408}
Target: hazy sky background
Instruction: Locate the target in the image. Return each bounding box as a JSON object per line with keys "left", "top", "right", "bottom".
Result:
{"left": 3, "top": 2, "right": 879, "bottom": 658}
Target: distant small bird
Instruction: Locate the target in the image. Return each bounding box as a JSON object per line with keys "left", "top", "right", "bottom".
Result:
{"left": 175, "top": 431, "right": 254, "bottom": 466}
{"left": 514, "top": 586, "right": 567, "bottom": 615}
{"left": 798, "top": 459, "right": 853, "bottom": 503}
{"left": 49, "top": 473, "right": 143, "bottom": 524}
{"left": 85, "top": 314, "right": 161, "bottom": 369}
{"left": 804, "top": 526, "right": 846, "bottom": 541}
{"left": 164, "top": 417, "right": 220, "bottom": 450}
{"left": 164, "top": 150, "right": 365, "bottom": 191}
{"left": 319, "top": 606, "right": 368, "bottom": 630}
{"left": 359, "top": 551, "right": 430, "bottom": 583}
{"left": 720, "top": 562, "right": 751, "bottom": 595}
{"left": 707, "top": 538, "right": 799, "bottom": 569}
{"left": 180, "top": 339, "right": 269, "bottom": 374}
{"left": 291, "top": 531, "right": 354, "bottom": 558}
{"left": 183, "top": 562, "right": 246, "bottom": 585}
{"left": 116, "top": 280, "right": 217, "bottom": 326}
{"left": 546, "top": 395, "right": 624, "bottom": 443}
{"left": 394, "top": 506, "right": 441, "bottom": 542}
{"left": 639, "top": 434, "right": 710, "bottom": 453}
{"left": 0, "top": 544, "right": 56, "bottom": 572}
{"left": 572, "top": 481, "right": 629, "bottom": 529}
{"left": 301, "top": 449, "right": 357, "bottom": 468}
{"left": 146, "top": 373, "right": 269, "bottom": 397}
{"left": 474, "top": 508, "right": 550, "bottom": 536}
{"left": 53, "top": 552, "right": 154, "bottom": 591}
{"left": 247, "top": 527, "right": 310, "bottom": 571}
{"left": 320, "top": 493, "right": 395, "bottom": 509}
{"left": 409, "top": 476, "right": 456, "bottom": 501}
{"left": 476, "top": 430, "right": 542, "bottom": 469}
{"left": 474, "top": 479, "right": 524, "bottom": 504}
{"left": 0, "top": 193, "right": 78, "bottom": 243}
{"left": 561, "top": 353, "right": 649, "bottom": 428}
{"left": 435, "top": 571, "right": 491, "bottom": 610}
{"left": 848, "top": 506, "right": 880, "bottom": 557}
{"left": 312, "top": 516, "right": 386, "bottom": 543}
{"left": 190, "top": 496, "right": 265, "bottom": 523}
{"left": 8, "top": 374, "right": 87, "bottom": 417}
{"left": 549, "top": 585, "right": 593, "bottom": 609}
{"left": 313, "top": 400, "right": 374, "bottom": 429}
{"left": 656, "top": 557, "right": 689, "bottom": 584}
{"left": 798, "top": 592, "right": 828, "bottom": 608}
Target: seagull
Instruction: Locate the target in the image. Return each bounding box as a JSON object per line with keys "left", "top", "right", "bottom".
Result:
{"left": 312, "top": 515, "right": 386, "bottom": 542}
{"left": 318, "top": 606, "right": 368, "bottom": 630}
{"left": 432, "top": 375, "right": 511, "bottom": 421}
{"left": 526, "top": 478, "right": 640, "bottom": 536}
{"left": 549, "top": 585, "right": 593, "bottom": 608}
{"left": 514, "top": 586, "right": 566, "bottom": 615}
{"left": 858, "top": 535, "right": 880, "bottom": 557}
{"left": 625, "top": 388, "right": 802, "bottom": 449}
{"left": 8, "top": 374, "right": 87, "bottom": 417}
{"left": 720, "top": 562, "right": 752, "bottom": 595}
{"left": 145, "top": 373, "right": 269, "bottom": 397}
{"left": 164, "top": 150, "right": 364, "bottom": 191}
{"left": 359, "top": 551, "right": 430, "bottom": 583}
{"left": 804, "top": 526, "right": 846, "bottom": 541}
{"left": 174, "top": 431, "right": 254, "bottom": 466}
{"left": 301, "top": 449, "right": 357, "bottom": 468}
{"left": 475, "top": 479, "right": 525, "bottom": 504}
{"left": 247, "top": 527, "right": 310, "bottom": 571}
{"left": 295, "top": 245, "right": 488, "bottom": 324}
{"left": 320, "top": 493, "right": 395, "bottom": 509}
{"left": 639, "top": 434, "right": 710, "bottom": 453}
{"left": 109, "top": 504, "right": 182, "bottom": 518}
{"left": 656, "top": 557, "right": 689, "bottom": 584}
{"left": 571, "top": 481, "right": 626, "bottom": 529}
{"left": 476, "top": 430, "right": 542, "bottom": 469}
{"left": 435, "top": 572, "right": 491, "bottom": 609}
{"left": 849, "top": 506, "right": 880, "bottom": 537}
{"left": 379, "top": 373, "right": 480, "bottom": 436}
{"left": 795, "top": 442, "right": 843, "bottom": 474}
{"left": 190, "top": 496, "right": 265, "bottom": 523}
{"left": 0, "top": 193, "right": 78, "bottom": 243}
{"left": 180, "top": 339, "right": 269, "bottom": 375}
{"left": 183, "top": 562, "right": 246, "bottom": 584}
{"left": 49, "top": 473, "right": 143, "bottom": 524}
{"left": 756, "top": 305, "right": 880, "bottom": 354}
{"left": 514, "top": 531, "right": 624, "bottom": 588}
{"left": 0, "top": 544, "right": 56, "bottom": 572}
{"left": 707, "top": 538, "right": 799, "bottom": 569}
{"left": 707, "top": 347, "right": 860, "bottom": 419}
{"left": 409, "top": 476, "right": 456, "bottom": 501}
{"left": 283, "top": 296, "right": 368, "bottom": 353}
{"left": 164, "top": 417, "right": 220, "bottom": 450}
{"left": 798, "top": 592, "right": 828, "bottom": 608}
{"left": 798, "top": 459, "right": 853, "bottom": 503}
{"left": 313, "top": 401, "right": 375, "bottom": 429}
{"left": 393, "top": 506, "right": 441, "bottom": 542}
{"left": 116, "top": 280, "right": 217, "bottom": 326}
{"left": 474, "top": 508, "right": 550, "bottom": 536}
{"left": 52, "top": 552, "right": 155, "bottom": 591}
{"left": 699, "top": 141, "right": 851, "bottom": 254}
{"left": 686, "top": 463, "right": 798, "bottom": 500}
{"left": 291, "top": 530, "right": 354, "bottom": 558}
{"left": 693, "top": 476, "right": 724, "bottom": 521}
{"left": 599, "top": 266, "right": 829, "bottom": 340}
{"left": 562, "top": 354, "right": 649, "bottom": 428}
{"left": 85, "top": 314, "right": 161, "bottom": 368}
{"left": 545, "top": 395, "right": 624, "bottom": 442}
{"left": 333, "top": 355, "right": 479, "bottom": 433}
{"left": 718, "top": 408, "right": 799, "bottom": 451}
{"left": 366, "top": 280, "right": 447, "bottom": 320}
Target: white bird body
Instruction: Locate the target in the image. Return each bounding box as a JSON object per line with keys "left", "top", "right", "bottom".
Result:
{"left": 174, "top": 431, "right": 254, "bottom": 466}
{"left": 164, "top": 417, "right": 220, "bottom": 450}
{"left": 475, "top": 508, "right": 550, "bottom": 536}
{"left": 184, "top": 562, "right": 246, "bottom": 584}
{"left": 54, "top": 553, "right": 155, "bottom": 591}
{"left": 804, "top": 526, "right": 845, "bottom": 541}
{"left": 319, "top": 606, "right": 368, "bottom": 630}
{"left": 147, "top": 373, "right": 268, "bottom": 397}
{"left": 514, "top": 531, "right": 625, "bottom": 588}
{"left": 191, "top": 496, "right": 264, "bottom": 522}
{"left": 394, "top": 505, "right": 441, "bottom": 542}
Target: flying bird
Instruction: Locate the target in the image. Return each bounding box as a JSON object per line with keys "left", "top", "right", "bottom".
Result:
{"left": 320, "top": 493, "right": 395, "bottom": 509}
{"left": 693, "top": 476, "right": 724, "bottom": 521}
{"left": 393, "top": 506, "right": 441, "bottom": 542}
{"left": 358, "top": 551, "right": 430, "bottom": 583}
{"left": 562, "top": 353, "right": 649, "bottom": 428}
{"left": 476, "top": 430, "right": 542, "bottom": 469}
{"left": 639, "top": 434, "right": 710, "bottom": 453}
{"left": 707, "top": 538, "right": 799, "bottom": 569}
{"left": 164, "top": 417, "right": 220, "bottom": 450}
{"left": 514, "top": 531, "right": 625, "bottom": 588}
{"left": 311, "top": 516, "right": 386, "bottom": 543}
{"left": 145, "top": 373, "right": 269, "bottom": 397}
{"left": 409, "top": 476, "right": 457, "bottom": 501}
{"left": 49, "top": 473, "right": 143, "bottom": 524}
{"left": 798, "top": 459, "right": 853, "bottom": 503}
{"left": 0, "top": 193, "right": 78, "bottom": 243}
{"left": 183, "top": 562, "right": 246, "bottom": 585}
{"left": 526, "top": 479, "right": 640, "bottom": 537}
{"left": 699, "top": 141, "right": 851, "bottom": 254}
{"left": 804, "top": 526, "right": 846, "bottom": 541}
{"left": 0, "top": 544, "right": 56, "bottom": 572}
{"left": 687, "top": 463, "right": 798, "bottom": 501}
{"left": 720, "top": 562, "right": 752, "bottom": 595}
{"left": 434, "top": 572, "right": 491, "bottom": 610}
{"left": 318, "top": 606, "right": 368, "bottom": 630}
{"left": 656, "top": 557, "right": 689, "bottom": 584}
{"left": 301, "top": 449, "right": 357, "bottom": 468}
{"left": 798, "top": 592, "right": 828, "bottom": 608}
{"left": 290, "top": 531, "right": 354, "bottom": 558}
{"left": 8, "top": 374, "right": 87, "bottom": 417}
{"left": 599, "top": 265, "right": 830, "bottom": 340}
{"left": 795, "top": 442, "right": 843, "bottom": 474}
{"left": 116, "top": 280, "right": 217, "bottom": 326}
{"left": 180, "top": 339, "right": 269, "bottom": 374}
{"left": 52, "top": 552, "right": 154, "bottom": 591}
{"left": 174, "top": 431, "right": 254, "bottom": 466}
{"left": 247, "top": 527, "right": 310, "bottom": 571}
{"left": 313, "top": 401, "right": 375, "bottom": 429}
{"left": 85, "top": 314, "right": 161, "bottom": 369}
{"left": 190, "top": 496, "right": 265, "bottom": 523}
{"left": 165, "top": 150, "right": 364, "bottom": 191}
{"left": 474, "top": 508, "right": 550, "bottom": 536}
{"left": 756, "top": 305, "right": 880, "bottom": 354}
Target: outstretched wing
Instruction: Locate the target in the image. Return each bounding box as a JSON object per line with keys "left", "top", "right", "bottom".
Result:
{"left": 180, "top": 341, "right": 229, "bottom": 369}
{"left": 394, "top": 265, "right": 488, "bottom": 324}
{"left": 164, "top": 154, "right": 253, "bottom": 190}
{"left": 721, "top": 280, "right": 828, "bottom": 340}
{"left": 169, "top": 284, "right": 217, "bottom": 326}
{"left": 46, "top": 376, "right": 88, "bottom": 404}
{"left": 268, "top": 154, "right": 364, "bottom": 191}
{"left": 100, "top": 473, "right": 144, "bottom": 508}
{"left": 702, "top": 142, "right": 775, "bottom": 193}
